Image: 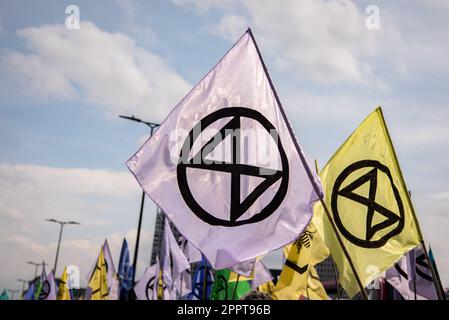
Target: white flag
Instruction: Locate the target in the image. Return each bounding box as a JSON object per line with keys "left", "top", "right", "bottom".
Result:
{"left": 127, "top": 29, "right": 321, "bottom": 269}
{"left": 38, "top": 266, "right": 57, "bottom": 300}
{"left": 186, "top": 241, "right": 202, "bottom": 263}
{"left": 251, "top": 260, "right": 273, "bottom": 289}
{"left": 108, "top": 276, "right": 120, "bottom": 300}
{"left": 171, "top": 270, "right": 192, "bottom": 299}
{"left": 162, "top": 219, "right": 191, "bottom": 291}
{"left": 230, "top": 259, "right": 256, "bottom": 277}
{"left": 386, "top": 245, "right": 438, "bottom": 300}
{"left": 134, "top": 265, "right": 157, "bottom": 300}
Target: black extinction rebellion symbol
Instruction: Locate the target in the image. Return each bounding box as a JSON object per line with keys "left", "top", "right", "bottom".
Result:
{"left": 38, "top": 280, "right": 50, "bottom": 300}
{"left": 394, "top": 253, "right": 433, "bottom": 282}
{"left": 145, "top": 276, "right": 155, "bottom": 300}
{"left": 331, "top": 160, "right": 405, "bottom": 248}
{"left": 215, "top": 274, "right": 229, "bottom": 299}
{"left": 177, "top": 107, "right": 289, "bottom": 227}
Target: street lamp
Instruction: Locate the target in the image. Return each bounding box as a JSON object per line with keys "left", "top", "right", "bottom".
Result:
{"left": 17, "top": 279, "right": 28, "bottom": 299}
{"left": 45, "top": 219, "right": 80, "bottom": 275}
{"left": 7, "top": 289, "right": 19, "bottom": 300}
{"left": 27, "top": 261, "right": 47, "bottom": 279}
{"left": 119, "top": 114, "right": 160, "bottom": 288}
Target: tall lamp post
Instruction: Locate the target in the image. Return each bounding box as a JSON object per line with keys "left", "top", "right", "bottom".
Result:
{"left": 17, "top": 279, "right": 28, "bottom": 299}
{"left": 45, "top": 219, "right": 80, "bottom": 275}
{"left": 27, "top": 261, "right": 46, "bottom": 280}
{"left": 119, "top": 115, "right": 160, "bottom": 288}
{"left": 7, "top": 289, "right": 19, "bottom": 300}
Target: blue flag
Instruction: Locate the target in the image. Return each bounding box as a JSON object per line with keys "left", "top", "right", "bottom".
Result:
{"left": 23, "top": 283, "right": 35, "bottom": 300}
{"left": 189, "top": 256, "right": 214, "bottom": 300}
{"left": 118, "top": 238, "right": 134, "bottom": 299}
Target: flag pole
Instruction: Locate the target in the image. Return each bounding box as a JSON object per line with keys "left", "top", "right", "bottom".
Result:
{"left": 377, "top": 108, "right": 446, "bottom": 300}
{"left": 247, "top": 28, "right": 368, "bottom": 300}
{"left": 428, "top": 245, "right": 446, "bottom": 300}
{"left": 202, "top": 264, "right": 208, "bottom": 300}
{"left": 330, "top": 256, "right": 341, "bottom": 300}
{"left": 420, "top": 241, "right": 445, "bottom": 300}
{"left": 315, "top": 161, "right": 341, "bottom": 300}
{"left": 413, "top": 277, "right": 417, "bottom": 300}
{"left": 231, "top": 274, "right": 241, "bottom": 300}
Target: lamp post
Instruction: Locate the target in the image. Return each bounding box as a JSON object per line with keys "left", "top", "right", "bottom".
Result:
{"left": 7, "top": 289, "right": 19, "bottom": 300}
{"left": 119, "top": 115, "right": 160, "bottom": 289}
{"left": 17, "top": 279, "right": 28, "bottom": 299}
{"left": 27, "top": 261, "right": 47, "bottom": 280}
{"left": 45, "top": 219, "right": 80, "bottom": 275}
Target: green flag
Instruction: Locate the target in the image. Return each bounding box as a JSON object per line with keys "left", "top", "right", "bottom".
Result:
{"left": 34, "top": 279, "right": 42, "bottom": 300}
{"left": 0, "top": 289, "right": 9, "bottom": 300}
{"left": 211, "top": 269, "right": 251, "bottom": 300}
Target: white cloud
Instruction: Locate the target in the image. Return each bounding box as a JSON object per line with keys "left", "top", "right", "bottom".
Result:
{"left": 429, "top": 192, "right": 449, "bottom": 201}
{"left": 1, "top": 21, "right": 190, "bottom": 121}
{"left": 0, "top": 163, "right": 158, "bottom": 292}
{"left": 172, "top": 0, "right": 235, "bottom": 14}
{"left": 203, "top": 0, "right": 392, "bottom": 85}
{"left": 207, "top": 14, "right": 248, "bottom": 42}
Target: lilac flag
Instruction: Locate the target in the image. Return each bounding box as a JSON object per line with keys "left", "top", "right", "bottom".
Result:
{"left": 134, "top": 265, "right": 157, "bottom": 300}
{"left": 251, "top": 260, "right": 273, "bottom": 289}
{"left": 230, "top": 259, "right": 256, "bottom": 277}
{"left": 162, "top": 219, "right": 191, "bottom": 291}
{"left": 127, "top": 29, "right": 320, "bottom": 270}
{"left": 38, "top": 266, "right": 56, "bottom": 300}
{"left": 386, "top": 245, "right": 438, "bottom": 300}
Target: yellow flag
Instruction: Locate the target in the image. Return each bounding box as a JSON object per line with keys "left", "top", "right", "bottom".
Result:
{"left": 88, "top": 246, "right": 109, "bottom": 300}
{"left": 273, "top": 223, "right": 329, "bottom": 300}
{"left": 258, "top": 280, "right": 276, "bottom": 296}
{"left": 58, "top": 266, "right": 71, "bottom": 300}
{"left": 304, "top": 266, "right": 329, "bottom": 300}
{"left": 228, "top": 271, "right": 253, "bottom": 283}
{"left": 314, "top": 107, "right": 421, "bottom": 298}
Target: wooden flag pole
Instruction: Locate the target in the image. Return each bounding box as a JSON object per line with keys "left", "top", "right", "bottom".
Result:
{"left": 231, "top": 274, "right": 241, "bottom": 300}
{"left": 248, "top": 28, "right": 368, "bottom": 300}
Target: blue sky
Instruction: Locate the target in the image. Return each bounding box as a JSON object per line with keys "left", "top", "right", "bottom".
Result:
{"left": 0, "top": 0, "right": 448, "bottom": 294}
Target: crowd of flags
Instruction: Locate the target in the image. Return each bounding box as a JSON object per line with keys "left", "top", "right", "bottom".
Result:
{"left": 2, "top": 28, "right": 446, "bottom": 301}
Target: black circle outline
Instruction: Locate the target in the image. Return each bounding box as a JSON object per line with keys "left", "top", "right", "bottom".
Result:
{"left": 177, "top": 107, "right": 289, "bottom": 227}
{"left": 331, "top": 160, "right": 405, "bottom": 248}
{"left": 145, "top": 276, "right": 155, "bottom": 300}
{"left": 38, "top": 280, "right": 50, "bottom": 300}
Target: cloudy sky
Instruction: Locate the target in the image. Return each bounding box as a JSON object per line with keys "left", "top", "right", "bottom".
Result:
{"left": 0, "top": 0, "right": 448, "bottom": 293}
